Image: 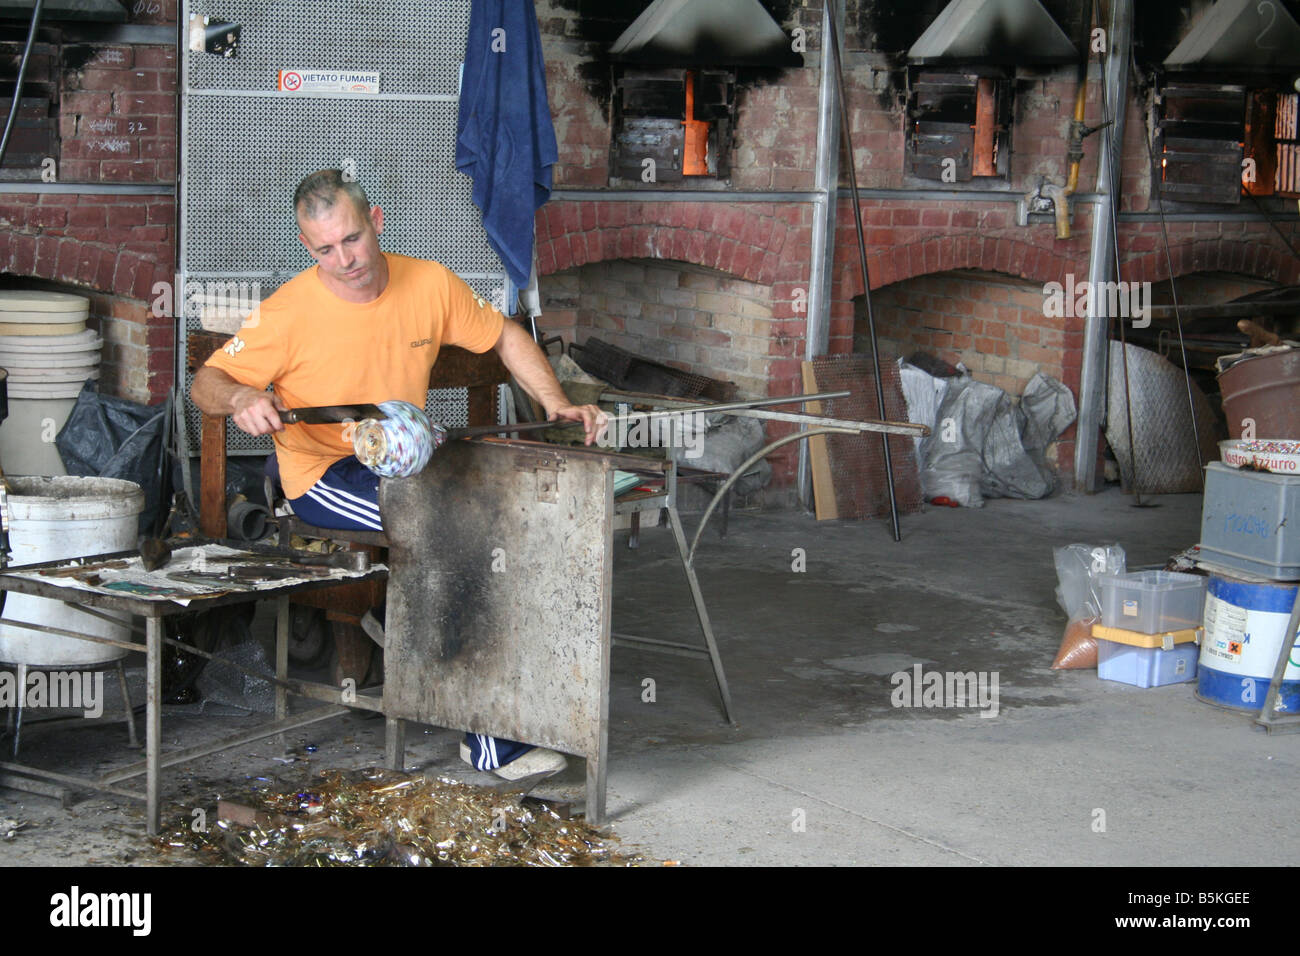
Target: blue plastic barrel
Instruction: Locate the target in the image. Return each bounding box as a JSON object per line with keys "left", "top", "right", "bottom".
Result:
{"left": 1198, "top": 573, "right": 1300, "bottom": 712}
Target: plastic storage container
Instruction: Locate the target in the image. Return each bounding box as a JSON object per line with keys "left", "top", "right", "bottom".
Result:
{"left": 1098, "top": 638, "right": 1199, "bottom": 687}
{"left": 1199, "top": 461, "right": 1300, "bottom": 580}
{"left": 1099, "top": 570, "right": 1207, "bottom": 634}
{"left": 1091, "top": 623, "right": 1201, "bottom": 650}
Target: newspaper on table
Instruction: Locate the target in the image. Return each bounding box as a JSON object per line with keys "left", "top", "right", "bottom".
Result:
{"left": 2, "top": 544, "right": 383, "bottom": 607}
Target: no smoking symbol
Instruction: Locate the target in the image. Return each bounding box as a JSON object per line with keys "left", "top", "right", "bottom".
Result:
{"left": 282, "top": 71, "right": 302, "bottom": 91}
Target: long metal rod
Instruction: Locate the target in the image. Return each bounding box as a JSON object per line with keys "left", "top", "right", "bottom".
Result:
{"left": 0, "top": 183, "right": 175, "bottom": 195}
{"left": 98, "top": 705, "right": 351, "bottom": 786}
{"left": 470, "top": 390, "right": 853, "bottom": 438}
{"left": 62, "top": 601, "right": 147, "bottom": 638}
{"left": 801, "top": 0, "right": 844, "bottom": 509}
{"left": 1146, "top": 300, "right": 1300, "bottom": 320}
{"left": 673, "top": 405, "right": 927, "bottom": 435}
{"left": 1094, "top": 2, "right": 1143, "bottom": 504}
{"left": 0, "top": 615, "right": 142, "bottom": 653}
{"left": 146, "top": 617, "right": 161, "bottom": 833}
{"left": 665, "top": 505, "right": 733, "bottom": 723}
{"left": 1133, "top": 49, "right": 1203, "bottom": 479}
{"left": 689, "top": 427, "right": 863, "bottom": 563}
{"left": 0, "top": 0, "right": 44, "bottom": 169}
{"left": 611, "top": 633, "right": 712, "bottom": 658}
{"left": 1254, "top": 588, "right": 1300, "bottom": 732}
{"left": 590, "top": 390, "right": 852, "bottom": 419}
{"left": 0, "top": 761, "right": 143, "bottom": 803}
{"left": 552, "top": 187, "right": 1146, "bottom": 205}
{"left": 598, "top": 392, "right": 928, "bottom": 435}
{"left": 0, "top": 772, "right": 73, "bottom": 805}
{"left": 1074, "top": 0, "right": 1133, "bottom": 491}
{"left": 826, "top": 1, "right": 901, "bottom": 542}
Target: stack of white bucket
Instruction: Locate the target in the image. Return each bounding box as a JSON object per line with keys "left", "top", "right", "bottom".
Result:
{"left": 0, "top": 289, "right": 99, "bottom": 476}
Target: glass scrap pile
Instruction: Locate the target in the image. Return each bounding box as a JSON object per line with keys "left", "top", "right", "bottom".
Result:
{"left": 153, "top": 767, "right": 647, "bottom": 867}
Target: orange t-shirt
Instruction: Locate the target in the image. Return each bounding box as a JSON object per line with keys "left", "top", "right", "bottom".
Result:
{"left": 204, "top": 253, "right": 505, "bottom": 498}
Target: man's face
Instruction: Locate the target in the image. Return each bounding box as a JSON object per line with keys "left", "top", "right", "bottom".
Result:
{"left": 297, "top": 196, "right": 387, "bottom": 301}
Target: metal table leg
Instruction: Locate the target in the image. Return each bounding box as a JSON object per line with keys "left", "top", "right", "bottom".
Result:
{"left": 587, "top": 737, "right": 606, "bottom": 825}
{"left": 115, "top": 659, "right": 139, "bottom": 749}
{"left": 12, "top": 661, "right": 25, "bottom": 758}
{"left": 275, "top": 596, "right": 289, "bottom": 750}
{"left": 666, "top": 505, "right": 734, "bottom": 724}
{"left": 145, "top": 615, "right": 162, "bottom": 836}
{"left": 384, "top": 717, "right": 405, "bottom": 770}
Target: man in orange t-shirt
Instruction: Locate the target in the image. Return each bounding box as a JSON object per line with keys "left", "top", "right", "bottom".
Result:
{"left": 192, "top": 169, "right": 601, "bottom": 780}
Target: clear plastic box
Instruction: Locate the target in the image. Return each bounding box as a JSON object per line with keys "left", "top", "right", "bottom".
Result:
{"left": 1099, "top": 571, "right": 1207, "bottom": 634}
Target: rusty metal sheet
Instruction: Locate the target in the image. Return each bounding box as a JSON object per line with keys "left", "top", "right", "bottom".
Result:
{"left": 379, "top": 440, "right": 613, "bottom": 809}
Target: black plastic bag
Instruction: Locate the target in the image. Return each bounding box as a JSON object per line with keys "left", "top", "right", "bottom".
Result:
{"left": 55, "top": 382, "right": 167, "bottom": 534}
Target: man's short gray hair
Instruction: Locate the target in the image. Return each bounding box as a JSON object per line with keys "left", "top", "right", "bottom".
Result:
{"left": 294, "top": 170, "right": 370, "bottom": 223}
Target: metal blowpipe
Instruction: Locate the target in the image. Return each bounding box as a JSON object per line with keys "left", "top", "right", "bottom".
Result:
{"left": 447, "top": 391, "right": 856, "bottom": 440}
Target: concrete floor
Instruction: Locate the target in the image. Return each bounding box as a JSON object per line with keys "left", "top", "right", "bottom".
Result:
{"left": 2, "top": 486, "right": 1295, "bottom": 866}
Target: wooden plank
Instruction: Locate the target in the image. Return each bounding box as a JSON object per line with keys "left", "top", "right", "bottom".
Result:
{"left": 427, "top": 345, "right": 507, "bottom": 391}
{"left": 199, "top": 414, "right": 228, "bottom": 539}
{"left": 186, "top": 330, "right": 228, "bottom": 370}
{"left": 801, "top": 361, "right": 837, "bottom": 521}
{"left": 973, "top": 77, "right": 997, "bottom": 177}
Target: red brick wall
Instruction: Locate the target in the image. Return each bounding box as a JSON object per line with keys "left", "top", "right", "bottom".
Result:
{"left": 0, "top": 12, "right": 177, "bottom": 406}
{"left": 535, "top": 192, "right": 1299, "bottom": 488}
{"left": 539, "top": 259, "right": 776, "bottom": 398}
{"left": 858, "top": 270, "right": 1084, "bottom": 472}
{"left": 862, "top": 272, "right": 1073, "bottom": 395}
{"left": 59, "top": 43, "right": 177, "bottom": 185}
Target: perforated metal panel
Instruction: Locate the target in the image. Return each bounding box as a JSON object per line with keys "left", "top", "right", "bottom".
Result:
{"left": 186, "top": 0, "right": 468, "bottom": 96}
{"left": 182, "top": 97, "right": 500, "bottom": 276}
{"left": 179, "top": 0, "right": 507, "bottom": 455}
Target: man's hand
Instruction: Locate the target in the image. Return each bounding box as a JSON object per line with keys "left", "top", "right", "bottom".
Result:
{"left": 191, "top": 366, "right": 287, "bottom": 437}
{"left": 494, "top": 322, "right": 608, "bottom": 446}
{"left": 231, "top": 388, "right": 289, "bottom": 436}
{"left": 548, "top": 403, "right": 606, "bottom": 446}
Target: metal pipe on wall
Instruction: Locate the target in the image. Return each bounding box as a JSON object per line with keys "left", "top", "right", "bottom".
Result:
{"left": 0, "top": 0, "right": 45, "bottom": 170}
{"left": 798, "top": 0, "right": 844, "bottom": 509}
{"left": 1073, "top": 0, "right": 1133, "bottom": 492}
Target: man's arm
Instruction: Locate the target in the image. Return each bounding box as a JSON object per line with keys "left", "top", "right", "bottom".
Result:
{"left": 492, "top": 320, "right": 603, "bottom": 443}
{"left": 191, "top": 365, "right": 287, "bottom": 437}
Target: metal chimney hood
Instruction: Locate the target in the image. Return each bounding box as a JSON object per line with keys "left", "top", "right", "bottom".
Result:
{"left": 1164, "top": 0, "right": 1300, "bottom": 71}
{"left": 908, "top": 0, "right": 1077, "bottom": 65}
{"left": 610, "top": 0, "right": 802, "bottom": 68}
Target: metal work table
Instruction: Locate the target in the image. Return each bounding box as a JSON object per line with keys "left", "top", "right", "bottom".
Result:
{"left": 0, "top": 544, "right": 387, "bottom": 836}
{"left": 381, "top": 438, "right": 685, "bottom": 825}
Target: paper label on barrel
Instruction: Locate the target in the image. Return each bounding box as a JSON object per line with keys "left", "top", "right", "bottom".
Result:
{"left": 1201, "top": 592, "right": 1300, "bottom": 679}
{"left": 1123, "top": 599, "right": 1137, "bottom": 617}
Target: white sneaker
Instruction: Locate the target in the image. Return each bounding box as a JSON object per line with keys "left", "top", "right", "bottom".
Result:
{"left": 459, "top": 741, "right": 566, "bottom": 780}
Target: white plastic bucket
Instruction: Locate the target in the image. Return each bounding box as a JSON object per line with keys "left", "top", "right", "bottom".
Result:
{"left": 0, "top": 477, "right": 145, "bottom": 667}
{"left": 0, "top": 395, "right": 78, "bottom": 476}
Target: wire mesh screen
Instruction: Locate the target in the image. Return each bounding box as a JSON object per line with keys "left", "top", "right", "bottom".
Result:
{"left": 1105, "top": 341, "right": 1219, "bottom": 495}
{"left": 180, "top": 0, "right": 506, "bottom": 455}
{"left": 808, "top": 355, "right": 923, "bottom": 520}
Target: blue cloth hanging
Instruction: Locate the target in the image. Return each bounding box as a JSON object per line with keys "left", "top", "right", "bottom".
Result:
{"left": 456, "top": 0, "right": 558, "bottom": 293}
